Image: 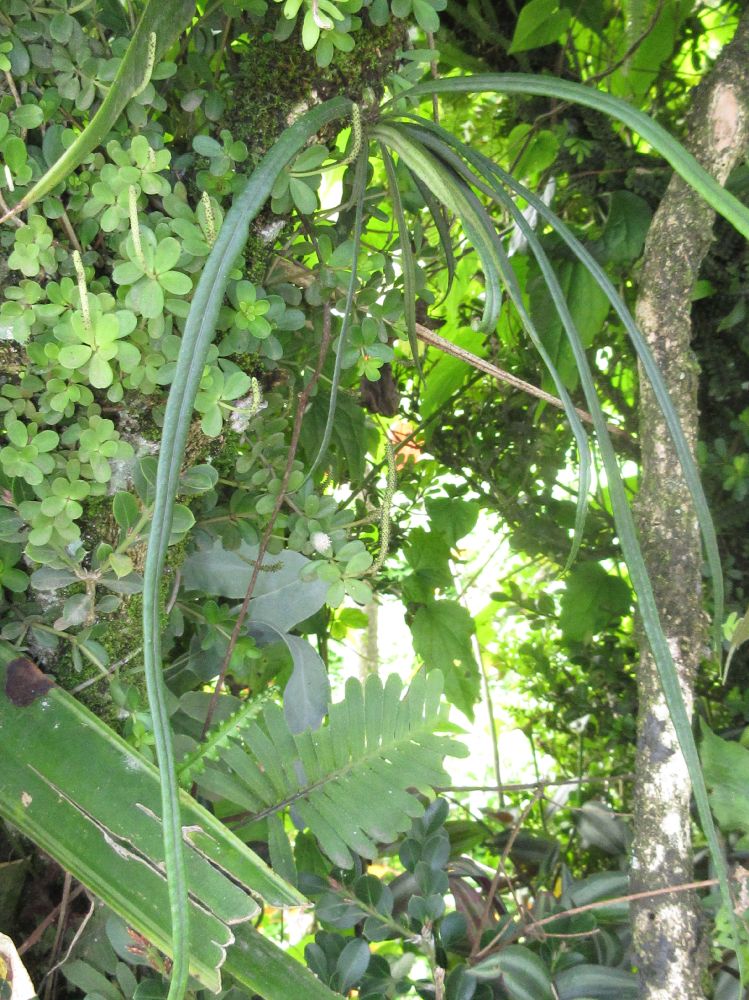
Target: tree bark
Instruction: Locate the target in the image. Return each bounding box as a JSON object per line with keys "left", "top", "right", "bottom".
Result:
{"left": 631, "top": 14, "right": 749, "bottom": 999}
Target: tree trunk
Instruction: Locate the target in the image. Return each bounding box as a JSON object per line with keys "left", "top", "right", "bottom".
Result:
{"left": 631, "top": 14, "right": 749, "bottom": 999}
{"left": 357, "top": 601, "right": 380, "bottom": 679}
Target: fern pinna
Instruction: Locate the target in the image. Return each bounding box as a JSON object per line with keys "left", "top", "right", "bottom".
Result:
{"left": 177, "top": 694, "right": 270, "bottom": 788}
{"left": 187, "top": 670, "right": 467, "bottom": 868}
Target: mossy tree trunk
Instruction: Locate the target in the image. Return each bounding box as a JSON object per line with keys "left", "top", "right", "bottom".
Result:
{"left": 631, "top": 13, "right": 749, "bottom": 999}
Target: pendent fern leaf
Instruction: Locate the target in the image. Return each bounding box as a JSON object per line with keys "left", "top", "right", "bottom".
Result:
{"left": 193, "top": 670, "right": 467, "bottom": 869}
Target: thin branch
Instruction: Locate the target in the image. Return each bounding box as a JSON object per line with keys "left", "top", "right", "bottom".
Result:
{"left": 474, "top": 878, "right": 721, "bottom": 961}
{"left": 43, "top": 893, "right": 95, "bottom": 980}
{"left": 198, "top": 306, "right": 334, "bottom": 739}
{"left": 213, "top": 16, "right": 232, "bottom": 82}
{"left": 270, "top": 258, "right": 629, "bottom": 436}
{"left": 0, "top": 190, "right": 24, "bottom": 228}
{"left": 415, "top": 323, "right": 631, "bottom": 441}
{"left": 69, "top": 646, "right": 143, "bottom": 694}
{"left": 585, "top": 0, "right": 667, "bottom": 86}
{"left": 4, "top": 70, "right": 21, "bottom": 107}
{"left": 477, "top": 640, "right": 503, "bottom": 806}
{"left": 434, "top": 966, "right": 445, "bottom": 1000}
{"left": 452, "top": 555, "right": 505, "bottom": 808}
{"left": 18, "top": 885, "right": 85, "bottom": 956}
{"left": 436, "top": 773, "right": 635, "bottom": 793}
{"left": 524, "top": 878, "right": 718, "bottom": 939}
{"left": 41, "top": 872, "right": 72, "bottom": 1000}
{"left": 470, "top": 789, "right": 542, "bottom": 958}
{"left": 58, "top": 208, "right": 82, "bottom": 252}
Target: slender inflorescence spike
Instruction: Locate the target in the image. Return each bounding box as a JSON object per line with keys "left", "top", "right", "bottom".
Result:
{"left": 128, "top": 186, "right": 148, "bottom": 273}
{"left": 72, "top": 250, "right": 92, "bottom": 333}
{"left": 201, "top": 190, "right": 217, "bottom": 246}
{"left": 132, "top": 31, "right": 157, "bottom": 98}
{"left": 372, "top": 442, "right": 396, "bottom": 574}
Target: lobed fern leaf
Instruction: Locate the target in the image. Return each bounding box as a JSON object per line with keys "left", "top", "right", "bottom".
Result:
{"left": 177, "top": 695, "right": 270, "bottom": 787}
{"left": 196, "top": 670, "right": 467, "bottom": 868}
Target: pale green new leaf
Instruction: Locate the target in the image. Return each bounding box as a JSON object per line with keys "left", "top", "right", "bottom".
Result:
{"left": 492, "top": 945, "right": 554, "bottom": 1000}
{"left": 724, "top": 603, "right": 749, "bottom": 682}
{"left": 410, "top": 600, "right": 479, "bottom": 719}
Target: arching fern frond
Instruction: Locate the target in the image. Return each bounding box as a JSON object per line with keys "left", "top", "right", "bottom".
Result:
{"left": 195, "top": 670, "right": 467, "bottom": 869}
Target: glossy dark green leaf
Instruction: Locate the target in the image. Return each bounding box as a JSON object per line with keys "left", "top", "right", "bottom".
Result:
{"left": 493, "top": 945, "right": 554, "bottom": 1000}
{"left": 334, "top": 938, "right": 370, "bottom": 993}
{"left": 554, "top": 965, "right": 638, "bottom": 999}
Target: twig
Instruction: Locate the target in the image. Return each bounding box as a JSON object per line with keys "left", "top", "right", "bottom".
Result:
{"left": 69, "top": 646, "right": 143, "bottom": 694}
{"left": 585, "top": 0, "right": 667, "bottom": 86}
{"left": 4, "top": 70, "right": 21, "bottom": 107}
{"left": 452, "top": 556, "right": 505, "bottom": 808}
{"left": 18, "top": 885, "right": 85, "bottom": 955}
{"left": 470, "top": 789, "right": 541, "bottom": 958}
{"left": 43, "top": 893, "right": 95, "bottom": 979}
{"left": 0, "top": 190, "right": 23, "bottom": 228}
{"left": 415, "top": 323, "right": 630, "bottom": 440}
{"left": 478, "top": 638, "right": 503, "bottom": 807}
{"left": 58, "top": 208, "right": 82, "bottom": 252}
{"left": 198, "top": 306, "right": 334, "bottom": 739}
{"left": 486, "top": 878, "right": 720, "bottom": 956}
{"left": 213, "top": 16, "right": 232, "bottom": 82}
{"left": 523, "top": 0, "right": 667, "bottom": 134}
{"left": 271, "top": 258, "right": 621, "bottom": 436}
{"left": 434, "top": 966, "right": 445, "bottom": 1000}
{"left": 41, "top": 872, "right": 72, "bottom": 1000}
{"left": 165, "top": 568, "right": 181, "bottom": 614}
{"left": 437, "top": 773, "right": 635, "bottom": 794}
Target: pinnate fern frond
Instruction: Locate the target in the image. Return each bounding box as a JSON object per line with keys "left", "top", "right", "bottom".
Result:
{"left": 177, "top": 695, "right": 270, "bottom": 787}
{"left": 196, "top": 670, "right": 467, "bottom": 868}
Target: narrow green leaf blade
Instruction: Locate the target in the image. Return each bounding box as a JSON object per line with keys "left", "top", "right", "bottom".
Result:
{"left": 141, "top": 94, "right": 351, "bottom": 1000}
{"left": 1, "top": 0, "right": 196, "bottom": 221}
{"left": 393, "top": 74, "right": 749, "bottom": 241}
{"left": 380, "top": 144, "right": 421, "bottom": 375}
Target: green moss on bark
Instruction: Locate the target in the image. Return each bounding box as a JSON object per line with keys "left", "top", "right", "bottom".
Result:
{"left": 224, "top": 16, "right": 405, "bottom": 280}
